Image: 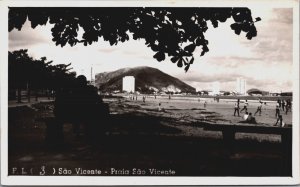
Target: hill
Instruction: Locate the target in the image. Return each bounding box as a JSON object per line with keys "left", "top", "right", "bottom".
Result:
{"left": 95, "top": 66, "right": 196, "bottom": 93}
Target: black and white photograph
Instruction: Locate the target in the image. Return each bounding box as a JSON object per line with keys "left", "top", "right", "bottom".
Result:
{"left": 1, "top": 0, "right": 299, "bottom": 185}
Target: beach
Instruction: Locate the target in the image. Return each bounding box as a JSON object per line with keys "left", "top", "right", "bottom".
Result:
{"left": 7, "top": 95, "right": 292, "bottom": 176}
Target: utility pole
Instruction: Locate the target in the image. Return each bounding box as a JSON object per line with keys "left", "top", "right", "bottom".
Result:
{"left": 91, "top": 66, "right": 93, "bottom": 82}
{"left": 90, "top": 66, "right": 95, "bottom": 86}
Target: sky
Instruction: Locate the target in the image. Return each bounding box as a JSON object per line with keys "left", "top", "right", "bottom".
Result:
{"left": 9, "top": 7, "right": 293, "bottom": 93}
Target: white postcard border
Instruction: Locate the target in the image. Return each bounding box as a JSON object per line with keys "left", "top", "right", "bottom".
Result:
{"left": 1, "top": 0, "right": 299, "bottom": 185}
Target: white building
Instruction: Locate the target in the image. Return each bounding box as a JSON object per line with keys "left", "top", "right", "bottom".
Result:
{"left": 212, "top": 81, "right": 220, "bottom": 95}
{"left": 236, "top": 77, "right": 247, "bottom": 95}
{"left": 122, "top": 76, "right": 135, "bottom": 92}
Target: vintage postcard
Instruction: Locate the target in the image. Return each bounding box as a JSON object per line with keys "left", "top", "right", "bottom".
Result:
{"left": 1, "top": 0, "right": 299, "bottom": 185}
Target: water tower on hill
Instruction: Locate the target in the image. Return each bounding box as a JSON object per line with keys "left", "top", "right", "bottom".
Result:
{"left": 122, "top": 76, "right": 135, "bottom": 92}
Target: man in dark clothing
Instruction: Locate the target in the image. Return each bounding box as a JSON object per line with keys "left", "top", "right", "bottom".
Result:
{"left": 285, "top": 99, "right": 291, "bottom": 114}
{"left": 281, "top": 100, "right": 285, "bottom": 111}
{"left": 274, "top": 115, "right": 284, "bottom": 127}
{"left": 246, "top": 113, "right": 257, "bottom": 124}
{"left": 275, "top": 103, "right": 280, "bottom": 118}
{"left": 234, "top": 102, "right": 240, "bottom": 116}
{"left": 277, "top": 99, "right": 281, "bottom": 108}
{"left": 240, "top": 103, "right": 248, "bottom": 113}
{"left": 54, "top": 75, "right": 109, "bottom": 141}
{"left": 254, "top": 102, "right": 262, "bottom": 116}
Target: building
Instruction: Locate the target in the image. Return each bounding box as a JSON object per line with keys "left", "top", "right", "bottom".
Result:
{"left": 212, "top": 81, "right": 220, "bottom": 95}
{"left": 122, "top": 76, "right": 135, "bottom": 92}
{"left": 236, "top": 77, "right": 247, "bottom": 95}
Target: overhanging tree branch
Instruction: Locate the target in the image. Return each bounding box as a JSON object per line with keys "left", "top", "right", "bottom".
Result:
{"left": 9, "top": 7, "right": 261, "bottom": 72}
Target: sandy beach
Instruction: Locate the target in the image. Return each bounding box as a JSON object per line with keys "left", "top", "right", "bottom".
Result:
{"left": 109, "top": 95, "right": 292, "bottom": 141}
{"left": 7, "top": 96, "right": 292, "bottom": 176}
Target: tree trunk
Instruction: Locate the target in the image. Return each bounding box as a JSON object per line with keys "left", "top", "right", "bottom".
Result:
{"left": 27, "top": 82, "right": 31, "bottom": 103}
{"left": 17, "top": 88, "right": 21, "bottom": 103}
{"left": 47, "top": 89, "right": 50, "bottom": 100}
{"left": 35, "top": 90, "right": 38, "bottom": 101}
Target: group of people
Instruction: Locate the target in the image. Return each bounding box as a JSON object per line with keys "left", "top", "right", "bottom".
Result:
{"left": 241, "top": 112, "right": 257, "bottom": 124}
{"left": 234, "top": 98, "right": 291, "bottom": 127}
{"left": 213, "top": 97, "right": 220, "bottom": 103}
{"left": 129, "top": 94, "right": 138, "bottom": 101}
{"left": 234, "top": 99, "right": 250, "bottom": 117}
{"left": 276, "top": 99, "right": 292, "bottom": 115}
{"left": 234, "top": 99, "right": 250, "bottom": 116}
{"left": 126, "top": 94, "right": 291, "bottom": 127}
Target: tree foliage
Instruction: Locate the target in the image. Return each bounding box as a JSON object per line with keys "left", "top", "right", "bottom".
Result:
{"left": 9, "top": 7, "right": 260, "bottom": 71}
{"left": 9, "top": 49, "right": 76, "bottom": 94}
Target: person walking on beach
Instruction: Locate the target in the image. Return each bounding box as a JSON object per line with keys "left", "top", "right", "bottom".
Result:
{"left": 277, "top": 99, "right": 281, "bottom": 108}
{"left": 275, "top": 102, "right": 280, "bottom": 118}
{"left": 234, "top": 102, "right": 240, "bottom": 117}
{"left": 259, "top": 98, "right": 262, "bottom": 104}
{"left": 158, "top": 102, "right": 162, "bottom": 111}
{"left": 142, "top": 96, "right": 146, "bottom": 103}
{"left": 254, "top": 102, "right": 263, "bottom": 116}
{"left": 274, "top": 115, "right": 285, "bottom": 127}
{"left": 240, "top": 102, "right": 248, "bottom": 113}
{"left": 281, "top": 100, "right": 286, "bottom": 111}
{"left": 285, "top": 99, "right": 291, "bottom": 114}
{"left": 204, "top": 100, "right": 207, "bottom": 108}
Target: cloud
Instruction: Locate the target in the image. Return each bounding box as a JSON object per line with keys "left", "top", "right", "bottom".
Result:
{"left": 122, "top": 50, "right": 138, "bottom": 55}
{"left": 98, "top": 48, "right": 118, "bottom": 53}
{"left": 9, "top": 28, "right": 48, "bottom": 49}
{"left": 271, "top": 8, "right": 293, "bottom": 24}
{"left": 179, "top": 73, "right": 239, "bottom": 83}
{"left": 243, "top": 8, "right": 293, "bottom": 63}
{"left": 246, "top": 78, "right": 293, "bottom": 92}
{"left": 206, "top": 56, "right": 263, "bottom": 68}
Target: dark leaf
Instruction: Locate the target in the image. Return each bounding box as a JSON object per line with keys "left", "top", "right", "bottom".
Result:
{"left": 184, "top": 44, "right": 196, "bottom": 53}
{"left": 195, "top": 37, "right": 203, "bottom": 46}
{"left": 184, "top": 57, "right": 188, "bottom": 65}
{"left": 230, "top": 23, "right": 242, "bottom": 35}
{"left": 153, "top": 51, "right": 165, "bottom": 62}
{"left": 190, "top": 56, "right": 194, "bottom": 64}
{"left": 184, "top": 64, "right": 190, "bottom": 72}
{"left": 200, "top": 46, "right": 209, "bottom": 56}
{"left": 246, "top": 26, "right": 257, "bottom": 40}
{"left": 211, "top": 19, "right": 218, "bottom": 28}
{"left": 171, "top": 56, "right": 179, "bottom": 63}
{"left": 177, "top": 58, "right": 183, "bottom": 67}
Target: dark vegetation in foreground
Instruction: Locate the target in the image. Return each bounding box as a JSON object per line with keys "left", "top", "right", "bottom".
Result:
{"left": 8, "top": 102, "right": 291, "bottom": 176}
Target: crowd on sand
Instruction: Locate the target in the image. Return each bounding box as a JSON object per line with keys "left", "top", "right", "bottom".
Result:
{"left": 231, "top": 98, "right": 291, "bottom": 127}
{"left": 127, "top": 93, "right": 292, "bottom": 128}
